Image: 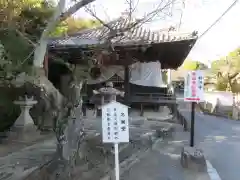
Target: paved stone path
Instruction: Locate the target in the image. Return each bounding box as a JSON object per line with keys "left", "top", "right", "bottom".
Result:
{"left": 121, "top": 130, "right": 211, "bottom": 180}
{"left": 0, "top": 108, "right": 180, "bottom": 180}
{"left": 180, "top": 108, "right": 240, "bottom": 180}
{"left": 0, "top": 138, "right": 56, "bottom": 180}
{"left": 0, "top": 133, "right": 53, "bottom": 157}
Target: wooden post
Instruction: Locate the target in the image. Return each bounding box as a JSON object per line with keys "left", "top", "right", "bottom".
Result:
{"left": 190, "top": 102, "right": 195, "bottom": 147}
{"left": 124, "top": 65, "right": 130, "bottom": 105}
{"left": 167, "top": 69, "right": 171, "bottom": 85}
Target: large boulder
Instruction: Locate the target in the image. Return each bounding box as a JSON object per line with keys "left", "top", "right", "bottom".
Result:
{"left": 181, "top": 146, "right": 207, "bottom": 172}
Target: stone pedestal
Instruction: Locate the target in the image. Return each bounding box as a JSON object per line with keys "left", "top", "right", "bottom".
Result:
{"left": 181, "top": 146, "right": 207, "bottom": 172}
{"left": 6, "top": 96, "right": 39, "bottom": 142}
{"left": 14, "top": 101, "right": 37, "bottom": 127}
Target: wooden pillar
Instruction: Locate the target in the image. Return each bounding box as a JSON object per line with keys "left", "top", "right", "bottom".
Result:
{"left": 167, "top": 69, "right": 171, "bottom": 85}
{"left": 124, "top": 65, "right": 130, "bottom": 105}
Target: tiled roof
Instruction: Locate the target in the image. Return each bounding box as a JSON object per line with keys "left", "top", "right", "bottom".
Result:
{"left": 48, "top": 17, "right": 198, "bottom": 47}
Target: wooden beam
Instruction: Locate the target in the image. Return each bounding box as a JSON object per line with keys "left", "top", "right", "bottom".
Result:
{"left": 124, "top": 65, "right": 130, "bottom": 105}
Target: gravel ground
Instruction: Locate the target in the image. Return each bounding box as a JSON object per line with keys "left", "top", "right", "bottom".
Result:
{"left": 0, "top": 108, "right": 179, "bottom": 180}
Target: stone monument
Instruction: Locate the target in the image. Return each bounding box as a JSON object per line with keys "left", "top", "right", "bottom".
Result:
{"left": 14, "top": 95, "right": 37, "bottom": 128}
{"left": 93, "top": 81, "right": 124, "bottom": 116}
{"left": 6, "top": 95, "right": 39, "bottom": 142}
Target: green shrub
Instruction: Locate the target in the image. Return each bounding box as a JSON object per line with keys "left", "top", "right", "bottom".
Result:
{"left": 162, "top": 71, "right": 167, "bottom": 84}
{"left": 215, "top": 78, "right": 228, "bottom": 91}
{"left": 0, "top": 85, "right": 20, "bottom": 132}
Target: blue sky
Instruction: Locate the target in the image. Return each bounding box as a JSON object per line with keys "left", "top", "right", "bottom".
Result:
{"left": 66, "top": 0, "right": 240, "bottom": 63}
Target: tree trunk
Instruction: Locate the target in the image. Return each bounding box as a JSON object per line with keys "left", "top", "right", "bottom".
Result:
{"left": 33, "top": 0, "right": 66, "bottom": 68}
{"left": 29, "top": 0, "right": 96, "bottom": 178}
{"left": 227, "top": 73, "right": 233, "bottom": 92}
{"left": 33, "top": 0, "right": 96, "bottom": 68}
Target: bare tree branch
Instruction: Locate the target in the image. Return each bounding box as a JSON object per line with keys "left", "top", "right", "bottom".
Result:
{"left": 98, "top": 4, "right": 111, "bottom": 22}
{"left": 125, "top": 0, "right": 134, "bottom": 22}
{"left": 33, "top": 0, "right": 66, "bottom": 67}
{"left": 85, "top": 0, "right": 176, "bottom": 42}
{"left": 33, "top": 0, "right": 96, "bottom": 68}
{"left": 81, "top": 0, "right": 177, "bottom": 66}
{"left": 133, "top": 0, "right": 176, "bottom": 28}
{"left": 60, "top": 0, "right": 96, "bottom": 22}
{"left": 84, "top": 5, "right": 114, "bottom": 31}
{"left": 178, "top": 0, "right": 185, "bottom": 30}
{"left": 15, "top": 29, "right": 36, "bottom": 47}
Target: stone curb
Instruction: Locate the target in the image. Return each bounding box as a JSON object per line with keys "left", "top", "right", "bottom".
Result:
{"left": 177, "top": 109, "right": 222, "bottom": 180}
{"left": 206, "top": 160, "right": 221, "bottom": 180}
{"left": 178, "top": 110, "right": 221, "bottom": 180}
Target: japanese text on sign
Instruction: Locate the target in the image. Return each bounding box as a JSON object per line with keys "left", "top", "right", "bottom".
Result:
{"left": 184, "top": 70, "right": 204, "bottom": 102}
{"left": 106, "top": 108, "right": 111, "bottom": 140}
{"left": 113, "top": 108, "right": 118, "bottom": 140}
{"left": 102, "top": 101, "right": 129, "bottom": 143}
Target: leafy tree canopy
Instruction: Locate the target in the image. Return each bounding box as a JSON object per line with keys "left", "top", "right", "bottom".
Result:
{"left": 181, "top": 59, "right": 208, "bottom": 70}
{"left": 210, "top": 47, "right": 240, "bottom": 92}
{"left": 211, "top": 48, "right": 240, "bottom": 73}
{"left": 50, "top": 17, "right": 101, "bottom": 37}
{"left": 0, "top": 0, "right": 99, "bottom": 80}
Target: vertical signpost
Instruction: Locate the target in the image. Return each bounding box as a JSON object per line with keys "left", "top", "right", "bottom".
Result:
{"left": 102, "top": 101, "right": 129, "bottom": 180}
{"left": 184, "top": 71, "right": 204, "bottom": 147}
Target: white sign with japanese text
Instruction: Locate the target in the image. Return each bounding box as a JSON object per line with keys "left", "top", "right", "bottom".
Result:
{"left": 184, "top": 70, "right": 204, "bottom": 102}
{"left": 102, "top": 101, "right": 129, "bottom": 143}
